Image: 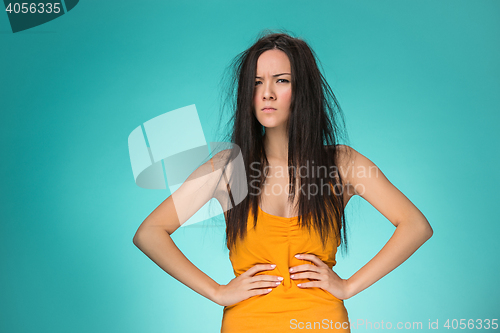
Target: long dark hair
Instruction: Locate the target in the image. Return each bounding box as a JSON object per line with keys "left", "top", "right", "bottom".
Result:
{"left": 213, "top": 30, "right": 352, "bottom": 254}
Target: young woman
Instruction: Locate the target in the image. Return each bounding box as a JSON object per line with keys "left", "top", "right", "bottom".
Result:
{"left": 133, "top": 32, "right": 433, "bottom": 332}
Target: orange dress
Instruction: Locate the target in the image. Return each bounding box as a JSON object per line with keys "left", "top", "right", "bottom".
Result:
{"left": 220, "top": 204, "right": 351, "bottom": 332}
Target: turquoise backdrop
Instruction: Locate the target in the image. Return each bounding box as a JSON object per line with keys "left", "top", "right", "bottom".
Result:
{"left": 1, "top": 1, "right": 499, "bottom": 332}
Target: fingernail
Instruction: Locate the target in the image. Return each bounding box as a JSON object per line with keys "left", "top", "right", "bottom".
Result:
{"left": 295, "top": 254, "right": 301, "bottom": 258}
{"left": 271, "top": 264, "right": 276, "bottom": 268}
{"left": 289, "top": 268, "right": 293, "bottom": 272}
{"left": 277, "top": 276, "right": 284, "bottom": 281}
{"left": 290, "top": 274, "right": 295, "bottom": 278}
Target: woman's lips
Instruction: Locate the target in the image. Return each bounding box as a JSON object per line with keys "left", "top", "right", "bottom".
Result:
{"left": 262, "top": 108, "right": 276, "bottom": 113}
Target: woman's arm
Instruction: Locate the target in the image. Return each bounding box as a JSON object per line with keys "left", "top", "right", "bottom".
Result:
{"left": 133, "top": 152, "right": 230, "bottom": 305}
{"left": 338, "top": 145, "right": 433, "bottom": 299}
{"left": 133, "top": 195, "right": 221, "bottom": 303}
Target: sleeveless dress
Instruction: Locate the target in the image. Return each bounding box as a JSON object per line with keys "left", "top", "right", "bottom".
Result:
{"left": 219, "top": 203, "right": 351, "bottom": 332}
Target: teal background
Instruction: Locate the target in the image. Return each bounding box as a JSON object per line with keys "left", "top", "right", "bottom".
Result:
{"left": 1, "top": 1, "right": 499, "bottom": 332}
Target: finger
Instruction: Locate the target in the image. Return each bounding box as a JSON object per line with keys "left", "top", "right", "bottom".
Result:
{"left": 289, "top": 264, "right": 319, "bottom": 273}
{"left": 243, "top": 264, "right": 276, "bottom": 277}
{"left": 296, "top": 281, "right": 322, "bottom": 288}
{"left": 248, "top": 280, "right": 282, "bottom": 289}
{"left": 290, "top": 272, "right": 321, "bottom": 280}
{"left": 252, "top": 275, "right": 284, "bottom": 282}
{"left": 295, "top": 253, "right": 326, "bottom": 267}
{"left": 249, "top": 288, "right": 273, "bottom": 297}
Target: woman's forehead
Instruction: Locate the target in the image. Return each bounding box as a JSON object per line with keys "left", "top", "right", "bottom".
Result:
{"left": 256, "top": 49, "right": 291, "bottom": 75}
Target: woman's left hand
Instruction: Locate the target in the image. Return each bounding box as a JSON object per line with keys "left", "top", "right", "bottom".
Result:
{"left": 290, "top": 253, "right": 351, "bottom": 300}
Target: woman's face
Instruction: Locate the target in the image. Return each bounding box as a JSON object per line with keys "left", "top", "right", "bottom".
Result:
{"left": 253, "top": 49, "right": 292, "bottom": 129}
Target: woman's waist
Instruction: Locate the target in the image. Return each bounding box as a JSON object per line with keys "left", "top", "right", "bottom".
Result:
{"left": 223, "top": 282, "right": 344, "bottom": 314}
{"left": 231, "top": 256, "right": 336, "bottom": 281}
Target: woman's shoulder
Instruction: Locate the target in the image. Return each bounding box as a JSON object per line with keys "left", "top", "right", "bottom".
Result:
{"left": 326, "top": 144, "right": 386, "bottom": 190}
{"left": 209, "top": 148, "right": 233, "bottom": 171}
{"left": 325, "top": 144, "right": 357, "bottom": 165}
{"left": 325, "top": 144, "right": 363, "bottom": 183}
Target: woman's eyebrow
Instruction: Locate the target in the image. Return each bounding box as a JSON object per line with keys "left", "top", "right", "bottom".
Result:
{"left": 255, "top": 73, "right": 291, "bottom": 79}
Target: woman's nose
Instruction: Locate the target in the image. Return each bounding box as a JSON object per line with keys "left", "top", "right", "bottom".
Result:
{"left": 263, "top": 83, "right": 275, "bottom": 100}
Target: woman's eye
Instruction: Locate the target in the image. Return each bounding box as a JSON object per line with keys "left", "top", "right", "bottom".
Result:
{"left": 255, "top": 79, "right": 288, "bottom": 86}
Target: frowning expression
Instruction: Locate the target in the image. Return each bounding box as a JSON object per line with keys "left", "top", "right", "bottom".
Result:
{"left": 253, "top": 49, "right": 292, "bottom": 130}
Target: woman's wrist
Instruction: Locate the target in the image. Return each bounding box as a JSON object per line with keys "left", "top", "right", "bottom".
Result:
{"left": 211, "top": 283, "right": 223, "bottom": 305}
{"left": 343, "top": 278, "right": 357, "bottom": 300}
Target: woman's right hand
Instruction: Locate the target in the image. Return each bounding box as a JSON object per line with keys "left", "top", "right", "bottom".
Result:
{"left": 214, "top": 264, "right": 283, "bottom": 306}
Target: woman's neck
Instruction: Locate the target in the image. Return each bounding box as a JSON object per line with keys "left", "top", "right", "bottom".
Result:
{"left": 263, "top": 127, "right": 288, "bottom": 160}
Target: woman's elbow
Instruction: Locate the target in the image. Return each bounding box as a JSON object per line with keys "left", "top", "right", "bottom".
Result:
{"left": 133, "top": 227, "right": 145, "bottom": 247}
{"left": 132, "top": 233, "right": 139, "bottom": 247}
{"left": 421, "top": 219, "right": 433, "bottom": 241}
{"left": 407, "top": 218, "right": 433, "bottom": 242}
